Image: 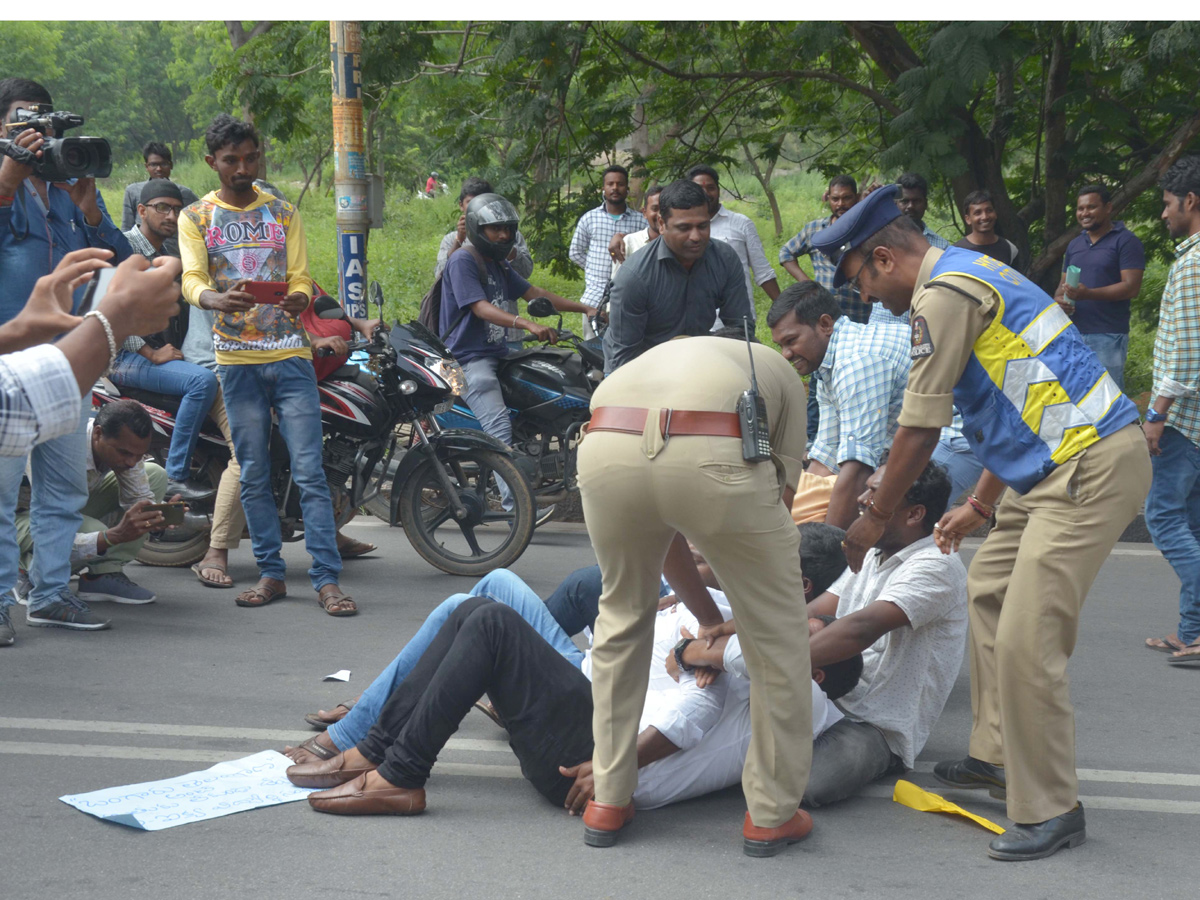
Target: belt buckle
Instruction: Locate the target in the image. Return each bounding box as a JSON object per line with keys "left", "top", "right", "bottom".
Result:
{"left": 662, "top": 408, "right": 673, "bottom": 447}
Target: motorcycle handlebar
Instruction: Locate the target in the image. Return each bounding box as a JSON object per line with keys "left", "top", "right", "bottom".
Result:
{"left": 314, "top": 338, "right": 376, "bottom": 358}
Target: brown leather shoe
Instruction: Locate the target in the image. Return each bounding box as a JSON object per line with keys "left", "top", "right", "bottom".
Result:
{"left": 308, "top": 773, "right": 426, "bottom": 816}
{"left": 582, "top": 800, "right": 635, "bottom": 847}
{"left": 286, "top": 752, "right": 376, "bottom": 789}
{"left": 742, "top": 810, "right": 814, "bottom": 858}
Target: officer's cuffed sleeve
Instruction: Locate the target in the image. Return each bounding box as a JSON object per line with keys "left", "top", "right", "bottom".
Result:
{"left": 897, "top": 388, "right": 956, "bottom": 429}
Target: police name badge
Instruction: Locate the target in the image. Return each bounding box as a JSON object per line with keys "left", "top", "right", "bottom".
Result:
{"left": 911, "top": 316, "right": 934, "bottom": 359}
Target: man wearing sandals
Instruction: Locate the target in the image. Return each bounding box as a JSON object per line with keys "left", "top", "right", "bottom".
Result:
{"left": 179, "top": 114, "right": 354, "bottom": 617}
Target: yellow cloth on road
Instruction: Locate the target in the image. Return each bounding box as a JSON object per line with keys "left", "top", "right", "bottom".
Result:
{"left": 892, "top": 780, "right": 1005, "bottom": 835}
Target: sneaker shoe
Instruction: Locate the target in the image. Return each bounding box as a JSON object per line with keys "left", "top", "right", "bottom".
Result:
{"left": 78, "top": 572, "right": 156, "bottom": 605}
{"left": 11, "top": 570, "right": 32, "bottom": 606}
{"left": 26, "top": 592, "right": 111, "bottom": 630}
{"left": 0, "top": 606, "right": 14, "bottom": 646}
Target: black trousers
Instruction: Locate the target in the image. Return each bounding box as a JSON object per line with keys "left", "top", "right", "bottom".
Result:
{"left": 357, "top": 597, "right": 596, "bottom": 806}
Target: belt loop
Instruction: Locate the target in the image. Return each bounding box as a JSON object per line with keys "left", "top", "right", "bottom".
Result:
{"left": 642, "top": 407, "right": 666, "bottom": 459}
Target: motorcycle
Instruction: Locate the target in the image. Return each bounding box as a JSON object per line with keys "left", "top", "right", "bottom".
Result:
{"left": 432, "top": 296, "right": 605, "bottom": 516}
{"left": 95, "top": 284, "right": 538, "bottom": 577}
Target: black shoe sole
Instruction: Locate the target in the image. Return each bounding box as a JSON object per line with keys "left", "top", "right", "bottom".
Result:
{"left": 932, "top": 771, "right": 1007, "bottom": 800}
{"left": 988, "top": 830, "right": 1086, "bottom": 861}
{"left": 583, "top": 826, "right": 621, "bottom": 847}
{"left": 743, "top": 836, "right": 804, "bottom": 858}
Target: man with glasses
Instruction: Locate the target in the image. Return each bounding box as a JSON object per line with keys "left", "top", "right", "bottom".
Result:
{"left": 122, "top": 143, "right": 198, "bottom": 257}
{"left": 109, "top": 180, "right": 218, "bottom": 502}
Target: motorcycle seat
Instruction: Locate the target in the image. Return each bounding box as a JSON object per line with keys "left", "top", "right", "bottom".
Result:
{"left": 104, "top": 385, "right": 223, "bottom": 436}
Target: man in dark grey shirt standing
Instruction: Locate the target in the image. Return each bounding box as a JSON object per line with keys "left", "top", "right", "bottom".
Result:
{"left": 603, "top": 179, "right": 752, "bottom": 373}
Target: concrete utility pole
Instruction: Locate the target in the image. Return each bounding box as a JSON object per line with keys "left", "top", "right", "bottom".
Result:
{"left": 330, "top": 21, "right": 368, "bottom": 317}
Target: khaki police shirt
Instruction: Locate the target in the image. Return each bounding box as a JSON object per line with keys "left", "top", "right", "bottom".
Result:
{"left": 897, "top": 248, "right": 1000, "bottom": 429}
{"left": 590, "top": 336, "right": 809, "bottom": 493}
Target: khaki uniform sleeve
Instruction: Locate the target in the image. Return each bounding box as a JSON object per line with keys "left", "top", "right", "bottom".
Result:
{"left": 898, "top": 279, "right": 996, "bottom": 429}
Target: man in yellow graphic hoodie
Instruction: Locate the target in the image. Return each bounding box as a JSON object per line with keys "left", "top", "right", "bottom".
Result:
{"left": 178, "top": 114, "right": 355, "bottom": 617}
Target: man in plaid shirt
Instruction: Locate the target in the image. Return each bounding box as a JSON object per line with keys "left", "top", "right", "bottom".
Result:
{"left": 1143, "top": 156, "right": 1200, "bottom": 663}
{"left": 568, "top": 165, "right": 647, "bottom": 338}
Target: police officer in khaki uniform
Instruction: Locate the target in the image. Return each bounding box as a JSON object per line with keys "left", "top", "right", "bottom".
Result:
{"left": 816, "top": 186, "right": 1150, "bottom": 861}
{"left": 577, "top": 332, "right": 813, "bottom": 857}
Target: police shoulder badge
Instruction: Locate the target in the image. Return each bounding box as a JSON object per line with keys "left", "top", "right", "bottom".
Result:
{"left": 911, "top": 316, "right": 934, "bottom": 359}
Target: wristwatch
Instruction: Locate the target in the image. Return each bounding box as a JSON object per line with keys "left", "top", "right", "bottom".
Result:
{"left": 673, "top": 638, "right": 696, "bottom": 673}
{"left": 1145, "top": 408, "right": 1167, "bottom": 423}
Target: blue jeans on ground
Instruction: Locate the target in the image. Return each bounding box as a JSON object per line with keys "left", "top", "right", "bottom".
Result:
{"left": 1080, "top": 332, "right": 1129, "bottom": 392}
{"left": 110, "top": 350, "right": 219, "bottom": 481}
{"left": 1144, "top": 426, "right": 1200, "bottom": 645}
{"left": 0, "top": 402, "right": 89, "bottom": 612}
{"left": 932, "top": 432, "right": 985, "bottom": 504}
{"left": 327, "top": 568, "right": 584, "bottom": 751}
{"left": 219, "top": 358, "right": 341, "bottom": 591}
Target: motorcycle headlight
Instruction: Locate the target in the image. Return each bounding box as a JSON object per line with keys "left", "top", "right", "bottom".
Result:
{"left": 427, "top": 357, "right": 466, "bottom": 396}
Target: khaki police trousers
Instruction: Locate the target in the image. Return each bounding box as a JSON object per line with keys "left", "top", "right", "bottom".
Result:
{"left": 578, "top": 424, "right": 811, "bottom": 828}
{"left": 966, "top": 423, "right": 1150, "bottom": 823}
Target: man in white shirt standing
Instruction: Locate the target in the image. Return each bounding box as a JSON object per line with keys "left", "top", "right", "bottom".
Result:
{"left": 688, "top": 164, "right": 780, "bottom": 322}
{"left": 609, "top": 184, "right": 662, "bottom": 278}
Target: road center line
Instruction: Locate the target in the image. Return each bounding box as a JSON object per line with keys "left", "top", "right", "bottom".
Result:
{"left": 908, "top": 760, "right": 1200, "bottom": 788}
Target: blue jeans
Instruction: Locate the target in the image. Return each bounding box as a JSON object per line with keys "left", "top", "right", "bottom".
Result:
{"left": 1080, "top": 332, "right": 1128, "bottom": 392}
{"left": 219, "top": 358, "right": 341, "bottom": 590}
{"left": 542, "top": 564, "right": 671, "bottom": 636}
{"left": 327, "top": 568, "right": 584, "bottom": 751}
{"left": 932, "top": 432, "right": 985, "bottom": 503}
{"left": 1144, "top": 426, "right": 1200, "bottom": 645}
{"left": 0, "top": 402, "right": 89, "bottom": 612}
{"left": 109, "top": 350, "right": 218, "bottom": 481}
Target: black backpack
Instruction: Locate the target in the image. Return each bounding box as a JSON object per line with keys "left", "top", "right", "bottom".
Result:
{"left": 418, "top": 244, "right": 489, "bottom": 341}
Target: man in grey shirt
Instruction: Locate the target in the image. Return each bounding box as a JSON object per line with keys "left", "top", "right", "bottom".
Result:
{"left": 603, "top": 179, "right": 752, "bottom": 373}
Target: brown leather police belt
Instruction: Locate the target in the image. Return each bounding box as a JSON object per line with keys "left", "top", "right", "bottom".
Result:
{"left": 587, "top": 405, "right": 742, "bottom": 439}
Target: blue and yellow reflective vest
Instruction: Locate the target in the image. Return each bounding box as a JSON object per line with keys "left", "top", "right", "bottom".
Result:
{"left": 929, "top": 248, "right": 1139, "bottom": 494}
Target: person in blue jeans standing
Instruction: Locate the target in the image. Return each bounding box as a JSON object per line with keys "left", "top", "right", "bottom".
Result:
{"left": 0, "top": 77, "right": 132, "bottom": 634}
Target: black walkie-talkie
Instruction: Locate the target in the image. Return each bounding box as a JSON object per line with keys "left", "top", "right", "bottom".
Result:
{"left": 736, "top": 319, "right": 772, "bottom": 462}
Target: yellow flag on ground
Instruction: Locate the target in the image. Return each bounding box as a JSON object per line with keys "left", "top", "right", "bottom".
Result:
{"left": 892, "top": 779, "right": 1006, "bottom": 835}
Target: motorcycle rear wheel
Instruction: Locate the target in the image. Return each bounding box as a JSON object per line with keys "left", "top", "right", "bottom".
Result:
{"left": 398, "top": 448, "right": 535, "bottom": 576}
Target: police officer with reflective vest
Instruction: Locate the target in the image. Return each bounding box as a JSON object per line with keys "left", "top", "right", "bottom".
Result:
{"left": 820, "top": 186, "right": 1150, "bottom": 862}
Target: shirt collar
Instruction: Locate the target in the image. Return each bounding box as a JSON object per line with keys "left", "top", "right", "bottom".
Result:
{"left": 870, "top": 533, "right": 939, "bottom": 571}
{"left": 1175, "top": 231, "right": 1200, "bottom": 257}
{"left": 123, "top": 226, "right": 159, "bottom": 259}
{"left": 818, "top": 315, "right": 850, "bottom": 378}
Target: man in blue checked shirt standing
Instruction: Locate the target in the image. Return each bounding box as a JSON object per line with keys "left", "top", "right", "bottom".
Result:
{"left": 568, "top": 165, "right": 647, "bottom": 339}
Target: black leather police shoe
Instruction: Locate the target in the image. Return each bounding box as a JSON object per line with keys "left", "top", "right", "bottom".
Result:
{"left": 988, "top": 803, "right": 1086, "bottom": 861}
{"left": 167, "top": 479, "right": 217, "bottom": 503}
{"left": 932, "top": 756, "right": 1007, "bottom": 798}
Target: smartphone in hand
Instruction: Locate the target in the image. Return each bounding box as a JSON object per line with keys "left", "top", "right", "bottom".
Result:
{"left": 242, "top": 281, "right": 290, "bottom": 305}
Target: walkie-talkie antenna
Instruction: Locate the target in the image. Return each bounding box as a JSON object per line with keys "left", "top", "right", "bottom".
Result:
{"left": 743, "top": 317, "right": 759, "bottom": 392}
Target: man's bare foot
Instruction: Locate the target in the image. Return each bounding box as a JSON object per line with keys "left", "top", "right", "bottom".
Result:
{"left": 235, "top": 577, "right": 287, "bottom": 608}
{"left": 194, "top": 547, "right": 234, "bottom": 587}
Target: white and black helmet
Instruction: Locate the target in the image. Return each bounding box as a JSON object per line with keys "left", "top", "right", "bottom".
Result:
{"left": 465, "top": 193, "right": 519, "bottom": 261}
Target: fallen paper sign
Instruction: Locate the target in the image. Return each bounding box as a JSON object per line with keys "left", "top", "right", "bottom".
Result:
{"left": 892, "top": 779, "right": 1006, "bottom": 834}
{"left": 59, "top": 750, "right": 314, "bottom": 831}
{"left": 323, "top": 669, "right": 352, "bottom": 682}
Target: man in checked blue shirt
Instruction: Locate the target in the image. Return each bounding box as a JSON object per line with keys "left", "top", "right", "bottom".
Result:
{"left": 568, "top": 165, "right": 647, "bottom": 339}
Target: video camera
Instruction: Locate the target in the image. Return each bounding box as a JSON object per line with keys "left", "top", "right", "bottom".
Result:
{"left": 0, "top": 106, "right": 112, "bottom": 181}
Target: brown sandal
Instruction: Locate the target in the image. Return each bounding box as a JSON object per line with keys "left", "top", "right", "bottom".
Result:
{"left": 285, "top": 734, "right": 339, "bottom": 762}
{"left": 191, "top": 561, "right": 233, "bottom": 589}
{"left": 318, "top": 588, "right": 357, "bottom": 617}
{"left": 235, "top": 582, "right": 287, "bottom": 608}
{"left": 304, "top": 700, "right": 357, "bottom": 730}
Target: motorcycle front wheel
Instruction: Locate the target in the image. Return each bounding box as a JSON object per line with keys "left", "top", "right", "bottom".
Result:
{"left": 397, "top": 448, "right": 536, "bottom": 576}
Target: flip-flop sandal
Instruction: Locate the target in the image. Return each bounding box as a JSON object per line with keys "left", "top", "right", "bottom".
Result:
{"left": 1146, "top": 636, "right": 1186, "bottom": 653}
{"left": 473, "top": 699, "right": 506, "bottom": 729}
{"left": 304, "top": 700, "right": 358, "bottom": 730}
{"left": 290, "top": 734, "right": 339, "bottom": 761}
{"left": 191, "top": 561, "right": 233, "bottom": 589}
{"left": 318, "top": 589, "right": 358, "bottom": 617}
{"left": 1168, "top": 643, "right": 1200, "bottom": 666}
{"left": 235, "top": 584, "right": 287, "bottom": 608}
{"left": 338, "top": 538, "right": 377, "bottom": 559}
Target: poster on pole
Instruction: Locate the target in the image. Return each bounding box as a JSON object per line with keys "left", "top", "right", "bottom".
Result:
{"left": 338, "top": 230, "right": 368, "bottom": 317}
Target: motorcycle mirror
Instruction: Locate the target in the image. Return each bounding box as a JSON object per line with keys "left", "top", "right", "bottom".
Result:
{"left": 371, "top": 281, "right": 384, "bottom": 313}
{"left": 526, "top": 297, "right": 555, "bottom": 318}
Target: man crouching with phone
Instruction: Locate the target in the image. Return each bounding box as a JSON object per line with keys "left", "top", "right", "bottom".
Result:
{"left": 16, "top": 400, "right": 174, "bottom": 616}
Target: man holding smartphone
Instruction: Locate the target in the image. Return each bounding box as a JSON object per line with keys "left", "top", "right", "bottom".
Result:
{"left": 179, "top": 114, "right": 353, "bottom": 617}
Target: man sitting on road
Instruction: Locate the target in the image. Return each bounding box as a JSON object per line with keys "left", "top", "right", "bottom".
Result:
{"left": 17, "top": 400, "right": 172, "bottom": 613}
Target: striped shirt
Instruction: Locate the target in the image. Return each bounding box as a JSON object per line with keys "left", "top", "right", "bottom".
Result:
{"left": 569, "top": 204, "right": 648, "bottom": 307}
{"left": 1152, "top": 231, "right": 1200, "bottom": 445}
{"left": 810, "top": 316, "right": 912, "bottom": 471}
{"left": 779, "top": 216, "right": 871, "bottom": 323}
{"left": 0, "top": 344, "right": 81, "bottom": 458}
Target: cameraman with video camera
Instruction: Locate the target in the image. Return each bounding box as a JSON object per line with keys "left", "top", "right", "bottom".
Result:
{"left": 0, "top": 77, "right": 131, "bottom": 632}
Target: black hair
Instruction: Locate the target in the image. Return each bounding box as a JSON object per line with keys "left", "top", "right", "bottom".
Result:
{"left": 798, "top": 523, "right": 847, "bottom": 598}
{"left": 602, "top": 164, "right": 629, "bottom": 182}
{"left": 766, "top": 281, "right": 841, "bottom": 329}
{"left": 0, "top": 78, "right": 52, "bottom": 116}
{"left": 711, "top": 324, "right": 759, "bottom": 343}
{"left": 856, "top": 211, "right": 925, "bottom": 263}
{"left": 829, "top": 174, "right": 858, "bottom": 194}
{"left": 1077, "top": 183, "right": 1110, "bottom": 204}
{"left": 878, "top": 451, "right": 952, "bottom": 535}
{"left": 817, "top": 647, "right": 863, "bottom": 701}
{"left": 459, "top": 176, "right": 494, "bottom": 203}
{"left": 657, "top": 179, "right": 710, "bottom": 222}
{"left": 644, "top": 183, "right": 664, "bottom": 201}
{"left": 962, "top": 189, "right": 993, "bottom": 214}
{"left": 1160, "top": 156, "right": 1200, "bottom": 202}
{"left": 143, "top": 141, "right": 172, "bottom": 163}
{"left": 94, "top": 400, "right": 152, "bottom": 441}
{"left": 897, "top": 172, "right": 928, "bottom": 196}
{"left": 686, "top": 164, "right": 720, "bottom": 185}
{"left": 204, "top": 113, "right": 259, "bottom": 155}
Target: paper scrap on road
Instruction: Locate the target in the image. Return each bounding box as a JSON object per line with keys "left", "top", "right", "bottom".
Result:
{"left": 892, "top": 779, "right": 1006, "bottom": 834}
{"left": 59, "top": 750, "right": 313, "bottom": 831}
{"left": 323, "top": 669, "right": 351, "bottom": 682}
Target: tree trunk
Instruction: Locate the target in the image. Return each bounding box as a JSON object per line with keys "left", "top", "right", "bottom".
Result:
{"left": 1035, "top": 26, "right": 1074, "bottom": 289}
{"left": 738, "top": 134, "right": 783, "bottom": 237}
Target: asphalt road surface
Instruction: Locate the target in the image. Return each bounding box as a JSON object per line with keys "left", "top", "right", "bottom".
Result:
{"left": 3, "top": 520, "right": 1196, "bottom": 899}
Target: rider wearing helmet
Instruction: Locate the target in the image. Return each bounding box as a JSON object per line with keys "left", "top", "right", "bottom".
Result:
{"left": 425, "top": 172, "right": 439, "bottom": 196}
{"left": 440, "top": 193, "right": 593, "bottom": 456}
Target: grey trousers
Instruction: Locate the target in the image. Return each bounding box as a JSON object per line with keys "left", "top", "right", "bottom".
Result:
{"left": 804, "top": 717, "right": 899, "bottom": 808}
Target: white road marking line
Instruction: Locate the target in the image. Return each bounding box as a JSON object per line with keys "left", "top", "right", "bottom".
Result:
{"left": 908, "top": 760, "right": 1200, "bottom": 787}
{"left": 0, "top": 718, "right": 512, "bottom": 753}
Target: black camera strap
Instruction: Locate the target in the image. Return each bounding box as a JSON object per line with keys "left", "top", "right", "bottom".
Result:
{"left": 0, "top": 140, "right": 38, "bottom": 168}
